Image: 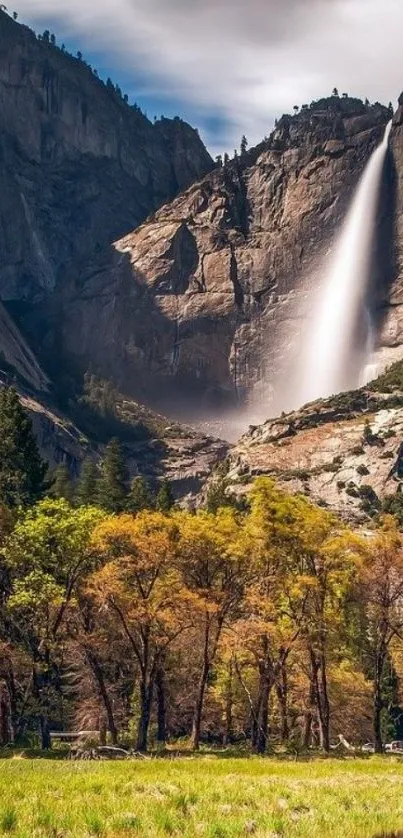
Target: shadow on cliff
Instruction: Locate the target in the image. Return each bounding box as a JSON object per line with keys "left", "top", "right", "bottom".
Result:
{"left": 370, "top": 141, "right": 398, "bottom": 339}
{"left": 33, "top": 237, "right": 241, "bottom": 474}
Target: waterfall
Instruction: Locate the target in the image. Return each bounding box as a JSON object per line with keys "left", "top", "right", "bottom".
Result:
{"left": 296, "top": 120, "right": 392, "bottom": 406}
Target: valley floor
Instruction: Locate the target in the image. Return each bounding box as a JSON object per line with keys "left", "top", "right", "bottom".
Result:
{"left": 0, "top": 755, "right": 402, "bottom": 836}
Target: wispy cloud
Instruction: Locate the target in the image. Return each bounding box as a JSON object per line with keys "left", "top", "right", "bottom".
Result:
{"left": 13, "top": 0, "right": 402, "bottom": 153}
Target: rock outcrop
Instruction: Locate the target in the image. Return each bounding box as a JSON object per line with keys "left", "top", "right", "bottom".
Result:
{"left": 224, "top": 364, "right": 403, "bottom": 522}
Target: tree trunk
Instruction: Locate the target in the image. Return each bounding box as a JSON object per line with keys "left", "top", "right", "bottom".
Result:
{"left": 373, "top": 650, "right": 385, "bottom": 754}
{"left": 136, "top": 677, "right": 154, "bottom": 752}
{"left": 99, "top": 718, "right": 107, "bottom": 746}
{"left": 191, "top": 664, "right": 209, "bottom": 751}
{"left": 318, "top": 648, "right": 330, "bottom": 753}
{"left": 40, "top": 715, "right": 51, "bottom": 750}
{"left": 0, "top": 689, "right": 11, "bottom": 745}
{"left": 303, "top": 678, "right": 315, "bottom": 749}
{"left": 251, "top": 690, "right": 262, "bottom": 752}
{"left": 310, "top": 647, "right": 330, "bottom": 753}
{"left": 223, "top": 658, "right": 233, "bottom": 746}
{"left": 155, "top": 664, "right": 166, "bottom": 744}
{"left": 276, "top": 659, "right": 289, "bottom": 744}
{"left": 253, "top": 650, "right": 272, "bottom": 756}
{"left": 5, "top": 662, "right": 16, "bottom": 743}
{"left": 87, "top": 651, "right": 118, "bottom": 745}
{"left": 191, "top": 619, "right": 210, "bottom": 751}
{"left": 33, "top": 659, "right": 52, "bottom": 750}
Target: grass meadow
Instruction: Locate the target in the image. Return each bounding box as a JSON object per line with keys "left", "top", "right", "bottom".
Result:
{"left": 0, "top": 755, "right": 402, "bottom": 837}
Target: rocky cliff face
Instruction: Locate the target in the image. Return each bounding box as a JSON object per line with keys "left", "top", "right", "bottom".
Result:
{"left": 0, "top": 10, "right": 212, "bottom": 307}
{"left": 378, "top": 99, "right": 403, "bottom": 369}
{"left": 44, "top": 96, "right": 394, "bottom": 419}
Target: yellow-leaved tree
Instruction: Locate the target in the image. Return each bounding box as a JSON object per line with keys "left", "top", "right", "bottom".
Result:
{"left": 177, "top": 508, "right": 244, "bottom": 750}
{"left": 89, "top": 511, "right": 190, "bottom": 751}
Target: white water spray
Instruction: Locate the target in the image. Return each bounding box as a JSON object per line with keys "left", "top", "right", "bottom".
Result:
{"left": 297, "top": 120, "right": 392, "bottom": 405}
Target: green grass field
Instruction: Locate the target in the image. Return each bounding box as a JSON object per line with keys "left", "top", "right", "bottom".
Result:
{"left": 0, "top": 755, "right": 402, "bottom": 837}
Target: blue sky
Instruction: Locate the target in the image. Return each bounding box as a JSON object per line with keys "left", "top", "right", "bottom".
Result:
{"left": 9, "top": 0, "right": 402, "bottom": 156}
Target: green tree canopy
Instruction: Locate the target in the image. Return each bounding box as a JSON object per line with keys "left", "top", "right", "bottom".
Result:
{"left": 3, "top": 498, "right": 105, "bottom": 747}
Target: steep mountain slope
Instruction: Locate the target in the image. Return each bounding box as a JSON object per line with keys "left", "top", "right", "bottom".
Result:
{"left": 0, "top": 9, "right": 212, "bottom": 308}
{"left": 224, "top": 363, "right": 403, "bottom": 522}
{"left": 46, "top": 97, "right": 394, "bottom": 416}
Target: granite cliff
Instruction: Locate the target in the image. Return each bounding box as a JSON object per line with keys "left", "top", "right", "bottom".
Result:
{"left": 43, "top": 97, "right": 397, "bottom": 419}
{"left": 0, "top": 9, "right": 212, "bottom": 310}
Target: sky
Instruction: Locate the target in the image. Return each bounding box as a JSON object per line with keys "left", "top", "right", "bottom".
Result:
{"left": 9, "top": 0, "right": 403, "bottom": 156}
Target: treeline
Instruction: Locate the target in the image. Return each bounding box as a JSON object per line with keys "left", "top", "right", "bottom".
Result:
{"left": 1, "top": 387, "right": 403, "bottom": 755}
{"left": 51, "top": 441, "right": 175, "bottom": 516}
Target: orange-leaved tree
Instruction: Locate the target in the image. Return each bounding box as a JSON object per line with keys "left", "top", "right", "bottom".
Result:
{"left": 177, "top": 508, "right": 244, "bottom": 750}
{"left": 89, "top": 511, "right": 191, "bottom": 751}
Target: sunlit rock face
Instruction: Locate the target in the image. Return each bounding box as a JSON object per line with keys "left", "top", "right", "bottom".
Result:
{"left": 223, "top": 384, "right": 403, "bottom": 523}
{"left": 50, "top": 96, "right": 392, "bottom": 420}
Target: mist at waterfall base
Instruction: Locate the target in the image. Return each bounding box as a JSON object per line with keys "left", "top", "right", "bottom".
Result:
{"left": 293, "top": 120, "right": 392, "bottom": 409}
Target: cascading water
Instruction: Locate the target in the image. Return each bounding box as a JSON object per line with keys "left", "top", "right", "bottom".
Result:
{"left": 296, "top": 120, "right": 392, "bottom": 406}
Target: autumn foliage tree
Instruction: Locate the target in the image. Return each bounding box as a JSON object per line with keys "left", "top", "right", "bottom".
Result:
{"left": 89, "top": 512, "right": 190, "bottom": 751}
{"left": 177, "top": 509, "right": 244, "bottom": 749}
{"left": 2, "top": 499, "right": 104, "bottom": 747}
{"left": 1, "top": 454, "right": 403, "bottom": 755}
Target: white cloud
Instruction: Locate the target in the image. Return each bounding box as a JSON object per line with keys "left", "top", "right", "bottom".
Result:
{"left": 13, "top": 0, "right": 403, "bottom": 153}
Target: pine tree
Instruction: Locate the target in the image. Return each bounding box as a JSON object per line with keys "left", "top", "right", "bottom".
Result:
{"left": 128, "top": 476, "right": 154, "bottom": 514}
{"left": 0, "top": 387, "right": 48, "bottom": 508}
{"left": 240, "top": 135, "right": 248, "bottom": 155}
{"left": 205, "top": 478, "right": 230, "bottom": 514}
{"left": 51, "top": 464, "right": 73, "bottom": 503}
{"left": 97, "top": 438, "right": 129, "bottom": 512}
{"left": 75, "top": 457, "right": 98, "bottom": 506}
{"left": 156, "top": 479, "right": 175, "bottom": 513}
